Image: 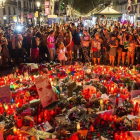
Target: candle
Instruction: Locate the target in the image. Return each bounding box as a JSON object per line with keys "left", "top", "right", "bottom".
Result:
{"left": 111, "top": 87, "right": 114, "bottom": 93}
{"left": 18, "top": 134, "right": 23, "bottom": 140}
{"left": 100, "top": 99, "right": 103, "bottom": 106}
{"left": 124, "top": 132, "right": 128, "bottom": 140}
{"left": 77, "top": 122, "right": 80, "bottom": 130}
{"left": 5, "top": 105, "right": 8, "bottom": 111}
{"left": 90, "top": 125, "right": 94, "bottom": 132}
{"left": 13, "top": 126, "right": 17, "bottom": 135}
{"left": 115, "top": 133, "right": 119, "bottom": 140}
{"left": 137, "top": 136, "right": 140, "bottom": 140}
{"left": 38, "top": 115, "right": 42, "bottom": 123}
{"left": 113, "top": 115, "right": 117, "bottom": 122}
{"left": 16, "top": 129, "right": 20, "bottom": 135}
{"left": 17, "top": 117, "right": 23, "bottom": 128}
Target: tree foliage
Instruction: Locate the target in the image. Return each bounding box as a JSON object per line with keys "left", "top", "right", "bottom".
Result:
{"left": 63, "top": 0, "right": 100, "bottom": 14}
{"left": 62, "top": 0, "right": 111, "bottom": 14}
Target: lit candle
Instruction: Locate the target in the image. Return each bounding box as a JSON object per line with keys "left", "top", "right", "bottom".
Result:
{"left": 137, "top": 136, "right": 140, "bottom": 140}
{"left": 100, "top": 99, "right": 103, "bottom": 106}
{"left": 77, "top": 122, "right": 80, "bottom": 130}
{"left": 115, "top": 133, "right": 119, "bottom": 140}
{"left": 5, "top": 105, "right": 8, "bottom": 111}
{"left": 13, "top": 126, "right": 17, "bottom": 135}
{"left": 38, "top": 115, "right": 42, "bottom": 123}
{"left": 16, "top": 129, "right": 20, "bottom": 135}
{"left": 113, "top": 115, "right": 117, "bottom": 122}
{"left": 111, "top": 87, "right": 114, "bottom": 93}
{"left": 124, "top": 132, "right": 128, "bottom": 140}
{"left": 18, "top": 134, "right": 23, "bottom": 140}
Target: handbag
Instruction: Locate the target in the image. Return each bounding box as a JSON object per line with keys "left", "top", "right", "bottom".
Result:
{"left": 93, "top": 47, "right": 97, "bottom": 52}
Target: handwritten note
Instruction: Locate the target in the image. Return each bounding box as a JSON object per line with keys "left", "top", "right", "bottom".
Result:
{"left": 35, "top": 75, "right": 57, "bottom": 108}
{"left": 0, "top": 85, "right": 11, "bottom": 103}
{"left": 29, "top": 128, "right": 52, "bottom": 139}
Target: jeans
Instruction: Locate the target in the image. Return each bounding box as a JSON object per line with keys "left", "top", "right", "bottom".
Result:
{"left": 48, "top": 48, "right": 55, "bottom": 62}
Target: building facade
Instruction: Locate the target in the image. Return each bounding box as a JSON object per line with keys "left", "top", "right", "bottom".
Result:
{"left": 0, "top": 0, "right": 45, "bottom": 26}
{"left": 113, "top": 0, "right": 140, "bottom": 24}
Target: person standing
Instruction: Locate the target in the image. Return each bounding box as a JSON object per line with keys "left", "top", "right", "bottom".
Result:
{"left": 0, "top": 32, "right": 9, "bottom": 68}
{"left": 136, "top": 35, "right": 140, "bottom": 64}
{"left": 81, "top": 30, "right": 91, "bottom": 64}
{"left": 26, "top": 30, "right": 32, "bottom": 57}
{"left": 109, "top": 33, "right": 118, "bottom": 66}
{"left": 73, "top": 28, "right": 81, "bottom": 60}
{"left": 31, "top": 32, "right": 41, "bottom": 63}
{"left": 100, "top": 28, "right": 110, "bottom": 64}
{"left": 127, "top": 33, "right": 136, "bottom": 67}
{"left": 65, "top": 31, "right": 73, "bottom": 63}
{"left": 91, "top": 32, "right": 103, "bottom": 65}
{"left": 12, "top": 31, "right": 23, "bottom": 66}
{"left": 117, "top": 30, "right": 129, "bottom": 66}
{"left": 47, "top": 30, "right": 56, "bottom": 62}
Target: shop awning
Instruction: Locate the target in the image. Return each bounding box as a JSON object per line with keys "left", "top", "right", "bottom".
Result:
{"left": 94, "top": 6, "right": 122, "bottom": 18}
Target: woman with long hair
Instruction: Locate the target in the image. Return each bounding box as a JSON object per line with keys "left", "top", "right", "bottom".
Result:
{"left": 31, "top": 32, "right": 41, "bottom": 63}
{"left": 127, "top": 33, "right": 136, "bottom": 67}
{"left": 65, "top": 31, "right": 72, "bottom": 63}
{"left": 117, "top": 30, "right": 129, "bottom": 66}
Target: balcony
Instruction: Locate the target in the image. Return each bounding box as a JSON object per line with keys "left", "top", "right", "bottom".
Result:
{"left": 29, "top": 9, "right": 35, "bottom": 13}
{"left": 5, "top": 0, "right": 17, "bottom": 6}
{"left": 23, "top": 8, "right": 29, "bottom": 12}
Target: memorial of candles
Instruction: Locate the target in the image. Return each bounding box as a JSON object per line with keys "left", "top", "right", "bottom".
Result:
{"left": 0, "top": 63, "right": 140, "bottom": 139}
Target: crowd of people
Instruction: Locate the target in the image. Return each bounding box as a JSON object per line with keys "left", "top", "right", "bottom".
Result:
{"left": 0, "top": 19, "right": 140, "bottom": 69}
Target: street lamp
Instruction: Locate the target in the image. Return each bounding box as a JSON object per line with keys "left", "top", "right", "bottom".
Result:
{"left": 36, "top": 1, "right": 41, "bottom": 26}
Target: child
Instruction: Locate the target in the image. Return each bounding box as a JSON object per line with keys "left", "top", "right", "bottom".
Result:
{"left": 57, "top": 42, "right": 67, "bottom": 65}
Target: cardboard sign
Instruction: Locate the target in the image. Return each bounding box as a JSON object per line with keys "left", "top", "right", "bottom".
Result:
{"left": 29, "top": 128, "right": 53, "bottom": 139}
{"left": 0, "top": 85, "right": 11, "bottom": 103}
{"left": 35, "top": 75, "right": 57, "bottom": 108}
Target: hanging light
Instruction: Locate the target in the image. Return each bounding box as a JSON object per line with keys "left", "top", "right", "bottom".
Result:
{"left": 0, "top": 0, "right": 6, "bottom": 8}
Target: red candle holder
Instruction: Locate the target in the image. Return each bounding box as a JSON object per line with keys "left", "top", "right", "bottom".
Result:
{"left": 17, "top": 117, "right": 23, "bottom": 128}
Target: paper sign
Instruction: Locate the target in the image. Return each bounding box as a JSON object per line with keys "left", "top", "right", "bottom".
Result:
{"left": 20, "top": 126, "right": 31, "bottom": 134}
{"left": 43, "top": 121, "right": 53, "bottom": 132}
{"left": 131, "top": 90, "right": 140, "bottom": 98}
{"left": 29, "top": 128, "right": 52, "bottom": 139}
{"left": 28, "top": 63, "right": 38, "bottom": 70}
{"left": 130, "top": 131, "right": 140, "bottom": 140}
{"left": 55, "top": 115, "right": 69, "bottom": 124}
{"left": 45, "top": 1, "right": 50, "bottom": 15}
{"left": 0, "top": 85, "right": 11, "bottom": 103}
{"left": 35, "top": 75, "right": 57, "bottom": 108}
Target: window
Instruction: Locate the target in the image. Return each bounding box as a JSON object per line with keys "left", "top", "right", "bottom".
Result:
{"left": 3, "top": 7, "right": 5, "bottom": 15}
{"left": 24, "top": 1, "right": 26, "bottom": 8}
{"left": 13, "top": 7, "right": 16, "bottom": 15}
{"left": 18, "top": 1, "right": 21, "bottom": 9}
{"left": 8, "top": 7, "right": 11, "bottom": 15}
